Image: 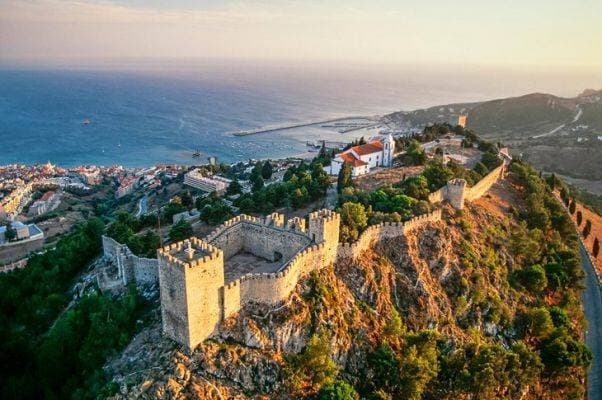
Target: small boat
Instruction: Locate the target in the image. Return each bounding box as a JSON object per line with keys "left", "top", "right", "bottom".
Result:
{"left": 192, "top": 149, "right": 201, "bottom": 157}
{"left": 82, "top": 119, "right": 91, "bottom": 125}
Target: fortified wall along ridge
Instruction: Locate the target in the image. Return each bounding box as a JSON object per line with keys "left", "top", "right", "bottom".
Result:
{"left": 98, "top": 156, "right": 508, "bottom": 351}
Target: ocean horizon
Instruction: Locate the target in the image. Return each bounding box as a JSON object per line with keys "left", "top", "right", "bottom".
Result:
{"left": 1, "top": 61, "right": 597, "bottom": 167}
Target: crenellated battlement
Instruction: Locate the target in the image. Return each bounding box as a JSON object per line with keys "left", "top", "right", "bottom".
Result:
{"left": 159, "top": 208, "right": 341, "bottom": 351}
{"left": 337, "top": 209, "right": 442, "bottom": 260}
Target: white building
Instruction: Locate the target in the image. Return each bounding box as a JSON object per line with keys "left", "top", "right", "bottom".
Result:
{"left": 328, "top": 134, "right": 395, "bottom": 177}
{"left": 184, "top": 169, "right": 231, "bottom": 193}
{"left": 0, "top": 221, "right": 44, "bottom": 244}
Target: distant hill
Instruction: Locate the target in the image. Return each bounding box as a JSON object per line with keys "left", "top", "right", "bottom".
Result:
{"left": 383, "top": 89, "right": 602, "bottom": 195}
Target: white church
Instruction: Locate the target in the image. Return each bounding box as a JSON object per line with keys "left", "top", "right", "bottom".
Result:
{"left": 328, "top": 134, "right": 395, "bottom": 177}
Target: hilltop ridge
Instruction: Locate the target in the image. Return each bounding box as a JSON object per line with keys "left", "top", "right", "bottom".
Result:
{"left": 104, "top": 166, "right": 591, "bottom": 399}
{"left": 383, "top": 89, "right": 602, "bottom": 196}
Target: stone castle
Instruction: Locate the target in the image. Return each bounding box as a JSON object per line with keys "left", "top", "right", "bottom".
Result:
{"left": 157, "top": 210, "right": 341, "bottom": 351}
{"left": 156, "top": 164, "right": 508, "bottom": 351}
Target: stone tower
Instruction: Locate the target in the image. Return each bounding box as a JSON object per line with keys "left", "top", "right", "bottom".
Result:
{"left": 157, "top": 238, "right": 224, "bottom": 351}
{"left": 308, "top": 209, "right": 340, "bottom": 265}
{"left": 382, "top": 133, "right": 395, "bottom": 167}
{"left": 446, "top": 179, "right": 467, "bottom": 210}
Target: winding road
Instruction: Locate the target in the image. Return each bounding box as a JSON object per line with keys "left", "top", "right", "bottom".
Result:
{"left": 581, "top": 243, "right": 601, "bottom": 400}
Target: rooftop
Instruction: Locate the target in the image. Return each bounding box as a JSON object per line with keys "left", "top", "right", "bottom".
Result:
{"left": 350, "top": 140, "right": 383, "bottom": 156}
{"left": 338, "top": 152, "right": 368, "bottom": 167}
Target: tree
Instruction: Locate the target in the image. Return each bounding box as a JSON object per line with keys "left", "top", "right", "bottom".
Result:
{"left": 180, "top": 190, "right": 194, "bottom": 210}
{"left": 285, "top": 334, "right": 338, "bottom": 395}
{"left": 518, "top": 307, "right": 553, "bottom": 339}
{"left": 405, "top": 141, "right": 426, "bottom": 166}
{"left": 568, "top": 199, "right": 576, "bottom": 214}
{"left": 169, "top": 220, "right": 193, "bottom": 242}
{"left": 261, "top": 161, "right": 273, "bottom": 180}
{"left": 473, "top": 162, "right": 489, "bottom": 177}
{"left": 338, "top": 202, "right": 368, "bottom": 242}
{"left": 540, "top": 329, "right": 592, "bottom": 371}
{"left": 423, "top": 161, "right": 454, "bottom": 191}
{"left": 250, "top": 172, "right": 264, "bottom": 192}
{"left": 3, "top": 223, "right": 16, "bottom": 242}
{"left": 337, "top": 163, "right": 353, "bottom": 192}
{"left": 317, "top": 380, "right": 359, "bottom": 400}
{"left": 383, "top": 308, "right": 405, "bottom": 340}
{"left": 226, "top": 179, "right": 242, "bottom": 195}
{"left": 517, "top": 264, "right": 548, "bottom": 293}
{"left": 397, "top": 175, "right": 430, "bottom": 200}
{"left": 576, "top": 210, "right": 583, "bottom": 226}
{"left": 583, "top": 220, "right": 592, "bottom": 238}
{"left": 594, "top": 237, "right": 600, "bottom": 258}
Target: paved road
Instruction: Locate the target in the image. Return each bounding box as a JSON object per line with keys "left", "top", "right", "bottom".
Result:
{"left": 135, "top": 194, "right": 148, "bottom": 218}
{"left": 581, "top": 243, "right": 602, "bottom": 400}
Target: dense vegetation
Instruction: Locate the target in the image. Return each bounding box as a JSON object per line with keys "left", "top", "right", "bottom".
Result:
{"left": 281, "top": 159, "right": 590, "bottom": 399}
{"left": 106, "top": 212, "right": 160, "bottom": 258}
{"left": 335, "top": 133, "right": 501, "bottom": 242}
{"left": 0, "top": 216, "right": 148, "bottom": 399}
{"left": 234, "top": 159, "right": 330, "bottom": 214}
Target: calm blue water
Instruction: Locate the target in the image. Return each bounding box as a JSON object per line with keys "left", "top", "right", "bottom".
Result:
{"left": 0, "top": 64, "right": 522, "bottom": 167}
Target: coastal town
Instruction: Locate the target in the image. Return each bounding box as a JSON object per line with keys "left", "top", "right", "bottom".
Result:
{"left": 0, "top": 117, "right": 600, "bottom": 400}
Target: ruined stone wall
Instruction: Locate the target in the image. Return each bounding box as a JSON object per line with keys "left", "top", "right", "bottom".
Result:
{"left": 337, "top": 210, "right": 443, "bottom": 260}
{"left": 102, "top": 235, "right": 158, "bottom": 287}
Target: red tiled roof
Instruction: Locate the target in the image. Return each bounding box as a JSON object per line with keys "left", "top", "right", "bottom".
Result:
{"left": 338, "top": 152, "right": 367, "bottom": 167}
{"left": 41, "top": 191, "right": 55, "bottom": 201}
{"left": 350, "top": 140, "right": 383, "bottom": 156}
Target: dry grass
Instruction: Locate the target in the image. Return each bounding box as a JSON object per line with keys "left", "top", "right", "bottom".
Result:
{"left": 353, "top": 165, "right": 424, "bottom": 192}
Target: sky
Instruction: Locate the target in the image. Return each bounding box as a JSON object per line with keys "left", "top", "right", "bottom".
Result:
{"left": 1, "top": 0, "right": 601, "bottom": 70}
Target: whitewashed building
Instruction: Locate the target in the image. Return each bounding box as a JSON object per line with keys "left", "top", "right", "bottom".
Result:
{"left": 328, "top": 134, "right": 395, "bottom": 177}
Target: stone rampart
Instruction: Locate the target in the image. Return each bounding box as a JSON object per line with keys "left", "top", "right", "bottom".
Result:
{"left": 101, "top": 235, "right": 158, "bottom": 288}
{"left": 428, "top": 163, "right": 506, "bottom": 209}
{"left": 337, "top": 209, "right": 443, "bottom": 260}
{"left": 464, "top": 164, "right": 504, "bottom": 201}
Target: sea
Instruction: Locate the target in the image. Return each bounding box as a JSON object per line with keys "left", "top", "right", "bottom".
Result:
{"left": 1, "top": 60, "right": 596, "bottom": 167}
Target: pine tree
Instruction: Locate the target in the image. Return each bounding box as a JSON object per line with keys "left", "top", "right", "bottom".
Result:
{"left": 576, "top": 211, "right": 583, "bottom": 226}
{"left": 583, "top": 220, "right": 592, "bottom": 239}
{"left": 569, "top": 199, "right": 576, "bottom": 215}
{"left": 593, "top": 238, "right": 600, "bottom": 258}
{"left": 337, "top": 163, "right": 353, "bottom": 192}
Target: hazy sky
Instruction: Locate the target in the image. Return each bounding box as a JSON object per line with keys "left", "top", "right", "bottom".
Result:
{"left": 1, "top": 0, "right": 601, "bottom": 69}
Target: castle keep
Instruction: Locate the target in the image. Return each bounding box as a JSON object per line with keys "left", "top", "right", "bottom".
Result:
{"left": 157, "top": 210, "right": 340, "bottom": 351}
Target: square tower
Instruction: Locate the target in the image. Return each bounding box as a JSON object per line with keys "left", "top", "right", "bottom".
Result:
{"left": 308, "top": 209, "right": 340, "bottom": 265}
{"left": 157, "top": 238, "right": 224, "bottom": 351}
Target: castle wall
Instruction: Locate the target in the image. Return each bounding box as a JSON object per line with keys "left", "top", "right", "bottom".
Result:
{"left": 184, "top": 249, "right": 224, "bottom": 350}
{"left": 158, "top": 251, "right": 190, "bottom": 347}
{"left": 337, "top": 210, "right": 443, "bottom": 260}
{"left": 427, "top": 163, "right": 505, "bottom": 209}
{"left": 222, "top": 242, "right": 328, "bottom": 319}
{"left": 102, "top": 235, "right": 158, "bottom": 287}
{"left": 206, "top": 214, "right": 310, "bottom": 262}
{"left": 464, "top": 164, "right": 504, "bottom": 201}
{"left": 428, "top": 187, "right": 445, "bottom": 204}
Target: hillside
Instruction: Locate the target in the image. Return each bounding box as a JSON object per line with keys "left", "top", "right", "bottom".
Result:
{"left": 104, "top": 167, "right": 590, "bottom": 399}
{"left": 382, "top": 90, "right": 602, "bottom": 195}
